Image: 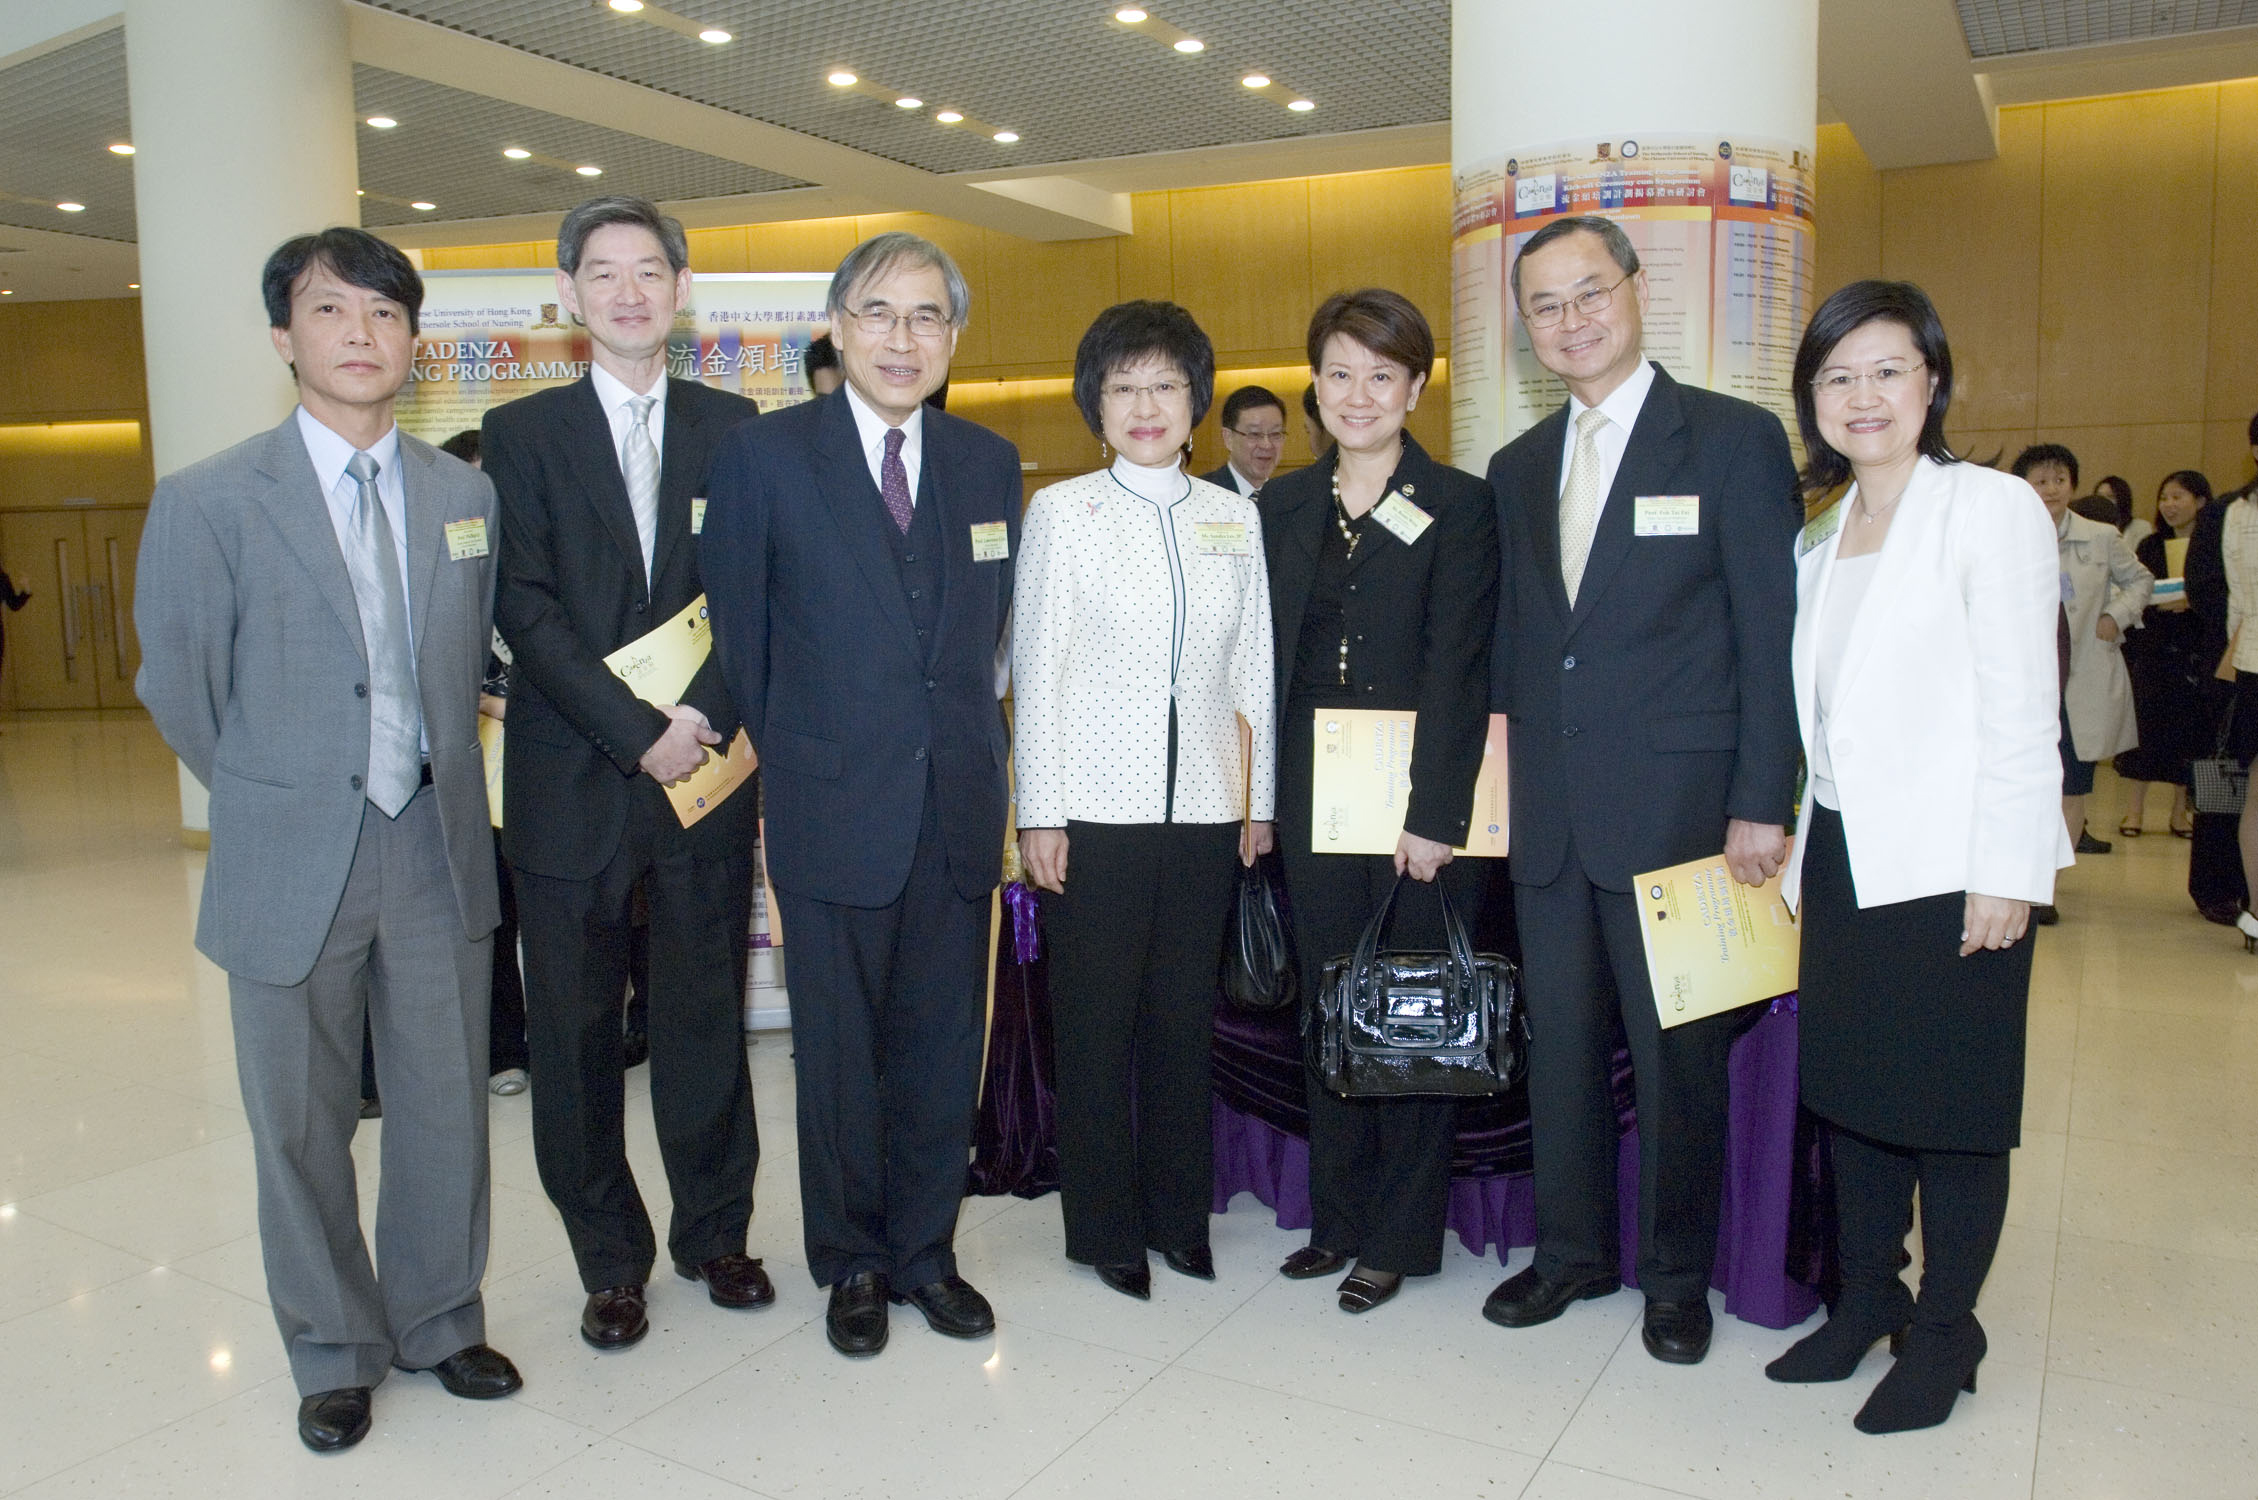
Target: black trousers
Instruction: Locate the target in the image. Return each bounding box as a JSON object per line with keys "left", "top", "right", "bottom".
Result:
{"left": 1515, "top": 860, "right": 1736, "bottom": 1301}
{"left": 772, "top": 788, "right": 991, "bottom": 1290}
{"left": 489, "top": 842, "right": 528, "bottom": 1074}
{"left": 1827, "top": 1123, "right": 2008, "bottom": 1331}
{"left": 1286, "top": 845, "right": 1485, "bottom": 1277}
{"left": 1042, "top": 819, "right": 1239, "bottom": 1265}
{"left": 514, "top": 786, "right": 758, "bottom": 1291}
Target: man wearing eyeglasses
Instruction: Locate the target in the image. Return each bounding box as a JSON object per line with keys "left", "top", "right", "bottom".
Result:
{"left": 702, "top": 232, "right": 1021, "bottom": 1358}
{"left": 1201, "top": 385, "right": 1288, "bottom": 499}
{"left": 1481, "top": 215, "right": 1801, "bottom": 1365}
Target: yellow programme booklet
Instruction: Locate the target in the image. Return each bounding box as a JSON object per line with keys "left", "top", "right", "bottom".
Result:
{"left": 1635, "top": 854, "right": 1801, "bottom": 1028}
{"left": 1309, "top": 709, "right": 1509, "bottom": 857}
{"left": 600, "top": 593, "right": 751, "bottom": 829}
{"left": 477, "top": 715, "right": 506, "bottom": 829}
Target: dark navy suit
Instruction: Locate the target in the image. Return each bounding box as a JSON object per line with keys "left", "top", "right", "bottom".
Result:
{"left": 701, "top": 389, "right": 1018, "bottom": 1289}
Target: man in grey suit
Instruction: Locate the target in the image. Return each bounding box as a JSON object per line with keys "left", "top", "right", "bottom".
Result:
{"left": 136, "top": 228, "right": 522, "bottom": 1454}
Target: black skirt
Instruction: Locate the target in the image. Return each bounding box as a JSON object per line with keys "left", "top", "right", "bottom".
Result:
{"left": 1797, "top": 806, "right": 2033, "bottom": 1154}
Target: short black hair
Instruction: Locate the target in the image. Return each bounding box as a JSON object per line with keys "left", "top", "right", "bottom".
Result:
{"left": 1306, "top": 288, "right": 1434, "bottom": 386}
{"left": 557, "top": 195, "right": 689, "bottom": 275}
{"left": 1510, "top": 214, "right": 1640, "bottom": 304}
{"left": 1790, "top": 279, "right": 1957, "bottom": 497}
{"left": 439, "top": 430, "right": 480, "bottom": 463}
{"left": 2012, "top": 443, "right": 2080, "bottom": 487}
{"left": 262, "top": 227, "right": 423, "bottom": 335}
{"left": 2159, "top": 469, "right": 2214, "bottom": 507}
{"left": 1071, "top": 300, "right": 1215, "bottom": 436}
{"left": 1219, "top": 385, "right": 1285, "bottom": 431}
{"left": 805, "top": 332, "right": 840, "bottom": 375}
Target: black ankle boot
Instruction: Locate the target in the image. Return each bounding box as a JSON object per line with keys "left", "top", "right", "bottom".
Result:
{"left": 1854, "top": 1315, "right": 1985, "bottom": 1434}
{"left": 1765, "top": 1288, "right": 1915, "bottom": 1383}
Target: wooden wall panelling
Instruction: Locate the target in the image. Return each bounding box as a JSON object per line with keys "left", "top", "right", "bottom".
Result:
{"left": 2044, "top": 422, "right": 2208, "bottom": 519}
{"left": 1307, "top": 166, "right": 1453, "bottom": 350}
{"left": 2037, "top": 89, "right": 2217, "bottom": 430}
{"left": 1881, "top": 106, "right": 2044, "bottom": 434}
{"left": 1116, "top": 192, "right": 1174, "bottom": 304}
{"left": 1168, "top": 180, "right": 1312, "bottom": 359}
{"left": 2206, "top": 81, "right": 2258, "bottom": 429}
{"left": 0, "top": 422, "right": 151, "bottom": 509}
{"left": 980, "top": 229, "right": 1120, "bottom": 370}
{"left": 1014, "top": 381, "right": 1098, "bottom": 477}
{"left": 742, "top": 217, "right": 861, "bottom": 275}
{"left": 424, "top": 240, "right": 550, "bottom": 269}
{"left": 687, "top": 226, "right": 750, "bottom": 272}
{"left": 2201, "top": 419, "right": 2255, "bottom": 499}
{"left": 1813, "top": 122, "right": 1882, "bottom": 300}
{"left": 0, "top": 301, "right": 149, "bottom": 419}
{"left": 852, "top": 212, "right": 992, "bottom": 369}
{"left": 1945, "top": 428, "right": 2036, "bottom": 471}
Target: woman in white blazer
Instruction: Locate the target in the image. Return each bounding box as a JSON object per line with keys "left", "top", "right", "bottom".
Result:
{"left": 1768, "top": 281, "right": 2073, "bottom": 1435}
{"left": 1013, "top": 300, "right": 1277, "bottom": 1300}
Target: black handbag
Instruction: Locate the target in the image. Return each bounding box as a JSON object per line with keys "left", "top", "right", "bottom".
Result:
{"left": 1305, "top": 874, "right": 1525, "bottom": 1099}
{"left": 2191, "top": 701, "right": 2247, "bottom": 816}
{"left": 1220, "top": 853, "right": 1298, "bottom": 1013}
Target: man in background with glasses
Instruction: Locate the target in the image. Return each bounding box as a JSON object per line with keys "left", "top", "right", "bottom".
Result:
{"left": 1481, "top": 214, "right": 1801, "bottom": 1366}
{"left": 1202, "top": 384, "right": 1288, "bottom": 499}
{"left": 702, "top": 232, "right": 1022, "bottom": 1359}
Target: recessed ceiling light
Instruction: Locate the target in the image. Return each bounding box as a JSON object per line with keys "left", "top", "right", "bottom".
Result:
{"left": 827, "top": 70, "right": 858, "bottom": 87}
{"left": 355, "top": 188, "right": 365, "bottom": 195}
{"left": 128, "top": 282, "right": 139, "bottom": 289}
{"left": 895, "top": 97, "right": 922, "bottom": 109}
{"left": 935, "top": 109, "right": 963, "bottom": 124}
{"left": 608, "top": 0, "right": 643, "bottom": 11}
{"left": 1288, "top": 98, "right": 1316, "bottom": 111}
{"left": 576, "top": 165, "right": 603, "bottom": 177}
{"left": 1174, "top": 37, "right": 1204, "bottom": 52}
{"left": 57, "top": 202, "right": 85, "bottom": 212}
{"left": 502, "top": 147, "right": 532, "bottom": 160}
{"left": 1115, "top": 7, "right": 1147, "bottom": 20}
{"left": 108, "top": 142, "right": 135, "bottom": 155}
{"left": 1, "top": 289, "right": 13, "bottom": 296}
{"left": 411, "top": 201, "right": 436, "bottom": 211}
{"left": 1241, "top": 74, "right": 1269, "bottom": 89}
{"left": 699, "top": 28, "right": 730, "bottom": 43}
{"left": 365, "top": 116, "right": 397, "bottom": 129}
{"left": 993, "top": 130, "right": 1019, "bottom": 143}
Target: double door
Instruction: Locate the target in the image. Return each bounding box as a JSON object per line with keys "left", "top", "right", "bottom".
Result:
{"left": 0, "top": 508, "right": 145, "bottom": 711}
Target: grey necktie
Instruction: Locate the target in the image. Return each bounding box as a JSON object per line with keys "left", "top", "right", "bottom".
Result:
{"left": 624, "top": 394, "right": 660, "bottom": 580}
{"left": 342, "top": 451, "right": 422, "bottom": 816}
{"left": 1559, "top": 407, "right": 1610, "bottom": 606}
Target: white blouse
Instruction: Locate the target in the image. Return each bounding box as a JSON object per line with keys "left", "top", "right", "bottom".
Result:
{"left": 1013, "top": 459, "right": 1277, "bottom": 827}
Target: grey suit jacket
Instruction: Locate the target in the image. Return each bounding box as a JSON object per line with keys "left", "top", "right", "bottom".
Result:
{"left": 136, "top": 414, "right": 502, "bottom": 987}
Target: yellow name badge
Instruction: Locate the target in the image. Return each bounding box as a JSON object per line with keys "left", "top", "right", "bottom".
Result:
{"left": 1371, "top": 491, "right": 1434, "bottom": 545}
{"left": 691, "top": 497, "right": 708, "bottom": 535}
{"left": 970, "top": 521, "right": 1010, "bottom": 562}
{"left": 1634, "top": 495, "right": 1700, "bottom": 537}
{"left": 1194, "top": 521, "right": 1251, "bottom": 556}
{"left": 444, "top": 518, "right": 490, "bottom": 560}
{"left": 1798, "top": 501, "right": 1842, "bottom": 557}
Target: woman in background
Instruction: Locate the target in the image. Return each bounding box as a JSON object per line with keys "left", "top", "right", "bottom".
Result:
{"left": 2114, "top": 471, "right": 2222, "bottom": 838}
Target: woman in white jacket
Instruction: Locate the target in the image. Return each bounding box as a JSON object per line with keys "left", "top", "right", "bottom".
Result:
{"left": 1013, "top": 300, "right": 1277, "bottom": 1300}
{"left": 1767, "top": 281, "right": 2073, "bottom": 1435}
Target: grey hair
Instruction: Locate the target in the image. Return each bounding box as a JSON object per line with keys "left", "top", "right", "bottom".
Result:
{"left": 1509, "top": 214, "right": 1640, "bottom": 304}
{"left": 557, "top": 195, "right": 690, "bottom": 275}
{"left": 826, "top": 231, "right": 971, "bottom": 329}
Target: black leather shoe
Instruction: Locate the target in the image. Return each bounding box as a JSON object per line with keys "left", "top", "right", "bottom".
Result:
{"left": 1642, "top": 1297, "right": 1715, "bottom": 1364}
{"left": 1482, "top": 1266, "right": 1622, "bottom": 1328}
{"left": 1095, "top": 1261, "right": 1151, "bottom": 1300}
{"left": 827, "top": 1271, "right": 890, "bottom": 1357}
{"left": 1161, "top": 1245, "right": 1215, "bottom": 1281}
{"left": 675, "top": 1253, "right": 776, "bottom": 1309}
{"left": 888, "top": 1274, "right": 995, "bottom": 1338}
{"left": 297, "top": 1387, "right": 372, "bottom": 1453}
{"left": 1280, "top": 1246, "right": 1349, "bottom": 1280}
{"left": 1337, "top": 1268, "right": 1402, "bottom": 1314}
{"left": 580, "top": 1285, "right": 648, "bottom": 1350}
{"left": 2075, "top": 830, "right": 2112, "bottom": 855}
{"left": 403, "top": 1343, "right": 522, "bottom": 1399}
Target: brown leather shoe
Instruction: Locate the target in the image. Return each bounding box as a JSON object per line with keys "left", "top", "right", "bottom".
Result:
{"left": 674, "top": 1253, "right": 776, "bottom": 1309}
{"left": 580, "top": 1285, "right": 648, "bottom": 1350}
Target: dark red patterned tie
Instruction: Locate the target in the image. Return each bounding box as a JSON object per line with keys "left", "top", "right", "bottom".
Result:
{"left": 881, "top": 426, "right": 913, "bottom": 533}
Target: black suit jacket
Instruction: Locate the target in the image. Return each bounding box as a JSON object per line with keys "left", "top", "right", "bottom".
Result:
{"left": 700, "top": 390, "right": 1021, "bottom": 907}
{"left": 1487, "top": 363, "right": 1800, "bottom": 890}
{"left": 1264, "top": 434, "right": 1498, "bottom": 846}
{"left": 486, "top": 375, "right": 761, "bottom": 880}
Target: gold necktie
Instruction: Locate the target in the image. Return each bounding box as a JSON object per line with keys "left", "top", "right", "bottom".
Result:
{"left": 1559, "top": 407, "right": 1610, "bottom": 606}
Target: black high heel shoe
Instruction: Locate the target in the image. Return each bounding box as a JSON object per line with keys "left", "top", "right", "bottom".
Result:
{"left": 1854, "top": 1316, "right": 1985, "bottom": 1434}
{"left": 1764, "top": 1292, "right": 1914, "bottom": 1383}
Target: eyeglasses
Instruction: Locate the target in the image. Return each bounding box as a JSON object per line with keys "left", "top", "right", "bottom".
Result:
{"left": 1226, "top": 425, "right": 1286, "bottom": 443}
{"left": 1522, "top": 273, "right": 1632, "bottom": 329}
{"left": 849, "top": 305, "right": 951, "bottom": 339}
{"left": 1101, "top": 379, "right": 1188, "bottom": 405}
{"left": 1810, "top": 361, "right": 1926, "bottom": 398}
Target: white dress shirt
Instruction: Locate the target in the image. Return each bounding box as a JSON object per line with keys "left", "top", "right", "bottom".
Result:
{"left": 1556, "top": 356, "right": 1657, "bottom": 512}
{"left": 1223, "top": 463, "right": 1260, "bottom": 498}
{"left": 589, "top": 361, "right": 668, "bottom": 577}
{"left": 294, "top": 404, "right": 425, "bottom": 752}
{"left": 842, "top": 381, "right": 924, "bottom": 502}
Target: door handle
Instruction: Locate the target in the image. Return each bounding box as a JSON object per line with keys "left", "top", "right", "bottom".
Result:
{"left": 54, "top": 538, "right": 80, "bottom": 682}
{"left": 105, "top": 537, "right": 129, "bottom": 680}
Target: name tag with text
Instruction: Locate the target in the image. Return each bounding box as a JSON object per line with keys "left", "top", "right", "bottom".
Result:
{"left": 970, "top": 521, "right": 1010, "bottom": 562}
{"left": 1634, "top": 495, "right": 1700, "bottom": 537}
{"left": 444, "top": 518, "right": 490, "bottom": 560}
{"left": 1194, "top": 521, "right": 1251, "bottom": 556}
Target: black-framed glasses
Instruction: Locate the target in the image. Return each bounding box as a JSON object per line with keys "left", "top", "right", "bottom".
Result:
{"left": 1521, "top": 273, "right": 1632, "bottom": 329}
{"left": 1226, "top": 424, "right": 1286, "bottom": 443}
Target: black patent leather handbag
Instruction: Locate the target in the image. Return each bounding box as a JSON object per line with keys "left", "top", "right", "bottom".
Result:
{"left": 1305, "top": 874, "right": 1526, "bottom": 1099}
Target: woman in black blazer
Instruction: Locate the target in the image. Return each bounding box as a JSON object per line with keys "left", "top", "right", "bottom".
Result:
{"left": 1263, "top": 289, "right": 1498, "bottom": 1312}
{"left": 2113, "top": 471, "right": 2224, "bottom": 837}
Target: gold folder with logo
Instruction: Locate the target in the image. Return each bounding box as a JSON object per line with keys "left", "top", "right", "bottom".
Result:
{"left": 600, "top": 593, "right": 753, "bottom": 829}
{"left": 1635, "top": 854, "right": 1800, "bottom": 1028}
{"left": 1309, "top": 709, "right": 1508, "bottom": 857}
{"left": 477, "top": 715, "right": 506, "bottom": 828}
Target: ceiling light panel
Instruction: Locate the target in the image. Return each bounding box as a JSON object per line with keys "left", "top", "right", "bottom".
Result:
{"left": 1955, "top": 0, "right": 2258, "bottom": 58}
{"left": 0, "top": 27, "right": 136, "bottom": 244}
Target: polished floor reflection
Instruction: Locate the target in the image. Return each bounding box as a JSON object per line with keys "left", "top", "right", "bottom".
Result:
{"left": 1, "top": 711, "right": 2252, "bottom": 1498}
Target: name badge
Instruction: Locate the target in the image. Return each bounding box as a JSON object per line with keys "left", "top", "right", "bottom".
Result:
{"left": 970, "top": 521, "right": 1010, "bottom": 562}
{"left": 1798, "top": 502, "right": 1841, "bottom": 558}
{"left": 691, "top": 497, "right": 708, "bottom": 535}
{"left": 1634, "top": 495, "right": 1700, "bottom": 537}
{"left": 444, "top": 518, "right": 490, "bottom": 560}
{"left": 1371, "top": 491, "right": 1434, "bottom": 545}
{"left": 1194, "top": 521, "right": 1251, "bottom": 556}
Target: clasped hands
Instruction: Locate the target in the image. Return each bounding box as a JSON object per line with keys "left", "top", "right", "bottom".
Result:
{"left": 639, "top": 704, "right": 720, "bottom": 784}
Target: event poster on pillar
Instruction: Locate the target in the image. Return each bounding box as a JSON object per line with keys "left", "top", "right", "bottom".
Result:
{"left": 1449, "top": 135, "right": 1815, "bottom": 469}
{"left": 392, "top": 269, "right": 833, "bottom": 444}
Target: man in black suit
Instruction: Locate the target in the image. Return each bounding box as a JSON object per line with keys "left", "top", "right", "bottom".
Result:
{"left": 702, "top": 232, "right": 1019, "bottom": 1358}
{"left": 486, "top": 196, "right": 768, "bottom": 1353}
{"left": 1482, "top": 216, "right": 1800, "bottom": 1364}
{"left": 1199, "top": 384, "right": 1287, "bottom": 499}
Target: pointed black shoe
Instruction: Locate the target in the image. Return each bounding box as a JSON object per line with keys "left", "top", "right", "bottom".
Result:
{"left": 1096, "top": 1261, "right": 1152, "bottom": 1300}
{"left": 1161, "top": 1245, "right": 1215, "bottom": 1281}
{"left": 1855, "top": 1316, "right": 1986, "bottom": 1434}
{"left": 297, "top": 1387, "right": 372, "bottom": 1452}
{"left": 1765, "top": 1292, "right": 1914, "bottom": 1383}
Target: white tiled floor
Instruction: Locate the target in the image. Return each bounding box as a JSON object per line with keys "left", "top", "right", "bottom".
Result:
{"left": 2, "top": 710, "right": 2253, "bottom": 1498}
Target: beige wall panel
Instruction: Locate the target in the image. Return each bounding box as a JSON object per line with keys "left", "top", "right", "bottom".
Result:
{"left": 3, "top": 302, "right": 149, "bottom": 418}
{"left": 1169, "top": 181, "right": 1312, "bottom": 359}
{"left": 1014, "top": 382, "right": 1100, "bottom": 477}
{"left": 2042, "top": 423, "right": 2207, "bottom": 518}
{"left": 1307, "top": 167, "right": 1452, "bottom": 348}
{"left": 742, "top": 217, "right": 861, "bottom": 275}
{"left": 981, "top": 231, "right": 1120, "bottom": 369}
{"left": 1814, "top": 123, "right": 1881, "bottom": 301}
{"left": 1882, "top": 106, "right": 2044, "bottom": 434}
{"left": 2207, "top": 81, "right": 2258, "bottom": 426}
{"left": 941, "top": 380, "right": 1022, "bottom": 452}
{"left": 2037, "top": 89, "right": 2216, "bottom": 429}
{"left": 687, "top": 226, "right": 749, "bottom": 272}
{"left": 2202, "top": 419, "right": 2255, "bottom": 497}
{"left": 1116, "top": 192, "right": 1174, "bottom": 305}
{"left": 853, "top": 212, "right": 992, "bottom": 369}
{"left": 423, "top": 241, "right": 547, "bottom": 269}
{"left": 0, "top": 422, "right": 151, "bottom": 509}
